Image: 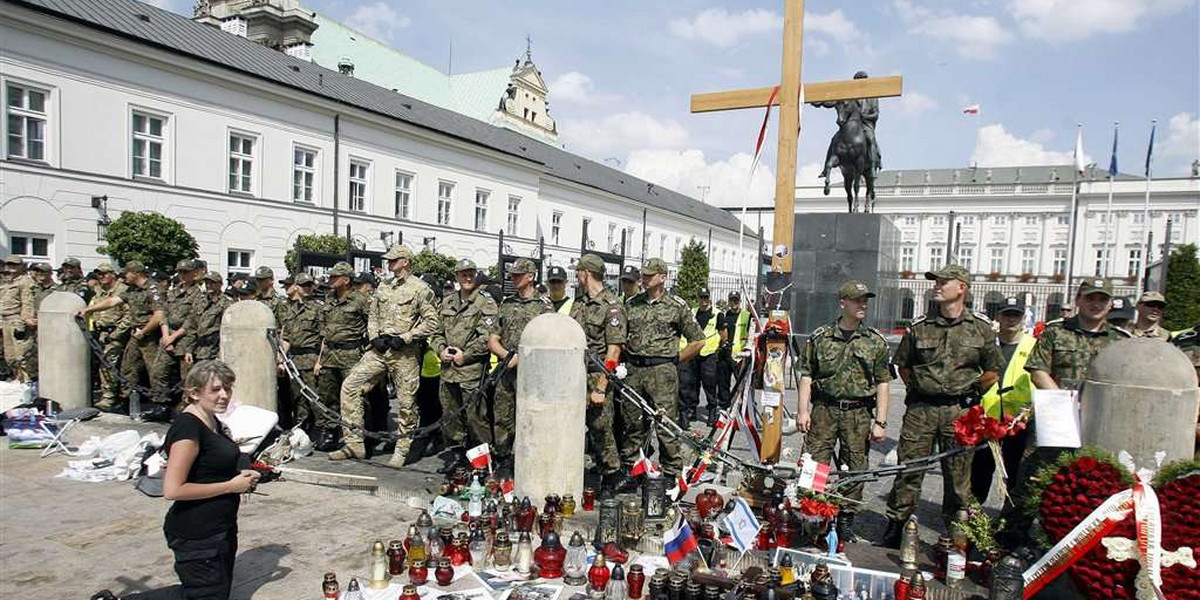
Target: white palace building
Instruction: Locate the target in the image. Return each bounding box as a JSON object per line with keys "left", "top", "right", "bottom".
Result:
{"left": 736, "top": 165, "right": 1199, "bottom": 321}
{"left": 0, "top": 0, "right": 756, "bottom": 295}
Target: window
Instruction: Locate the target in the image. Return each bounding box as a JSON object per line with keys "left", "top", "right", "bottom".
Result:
{"left": 1053, "top": 249, "right": 1067, "bottom": 276}
{"left": 292, "top": 146, "right": 317, "bottom": 203}
{"left": 1097, "top": 212, "right": 1109, "bottom": 224}
{"left": 607, "top": 223, "right": 617, "bottom": 252}
{"left": 957, "top": 246, "right": 974, "bottom": 272}
{"left": 675, "top": 237, "right": 682, "bottom": 262}
{"left": 348, "top": 160, "right": 368, "bottom": 212}
{"left": 903, "top": 216, "right": 916, "bottom": 226}
{"left": 228, "top": 133, "right": 255, "bottom": 194}
{"left": 5, "top": 83, "right": 48, "bottom": 161}
{"left": 582, "top": 217, "right": 592, "bottom": 247}
{"left": 474, "top": 189, "right": 490, "bottom": 231}
{"left": 551, "top": 211, "right": 562, "bottom": 245}
{"left": 437, "top": 182, "right": 454, "bottom": 225}
{"left": 960, "top": 215, "right": 975, "bottom": 226}
{"left": 507, "top": 196, "right": 520, "bottom": 235}
{"left": 994, "top": 215, "right": 1008, "bottom": 225}
{"left": 1127, "top": 249, "right": 1142, "bottom": 278}
{"left": 929, "top": 247, "right": 944, "bottom": 271}
{"left": 1022, "top": 248, "right": 1037, "bottom": 274}
{"left": 394, "top": 171, "right": 413, "bottom": 219}
{"left": 1168, "top": 213, "right": 1183, "bottom": 241}
{"left": 900, "top": 246, "right": 915, "bottom": 271}
{"left": 932, "top": 215, "right": 946, "bottom": 227}
{"left": 990, "top": 248, "right": 1005, "bottom": 274}
{"left": 9, "top": 234, "right": 50, "bottom": 260}
{"left": 1133, "top": 212, "right": 1146, "bottom": 224}
{"left": 131, "top": 111, "right": 165, "bottom": 179}
{"left": 1057, "top": 215, "right": 1070, "bottom": 226}
{"left": 227, "top": 249, "right": 252, "bottom": 275}
{"left": 1093, "top": 248, "right": 1109, "bottom": 276}
{"left": 625, "top": 227, "right": 635, "bottom": 257}
{"left": 1025, "top": 215, "right": 1038, "bottom": 226}
{"left": 658, "top": 234, "right": 666, "bottom": 257}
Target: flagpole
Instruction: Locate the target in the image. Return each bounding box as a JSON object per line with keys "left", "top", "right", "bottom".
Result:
{"left": 1104, "top": 122, "right": 1117, "bottom": 277}
{"left": 1064, "top": 124, "right": 1082, "bottom": 301}
{"left": 1136, "top": 120, "right": 1156, "bottom": 294}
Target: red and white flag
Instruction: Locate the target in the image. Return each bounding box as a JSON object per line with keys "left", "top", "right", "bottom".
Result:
{"left": 500, "top": 478, "right": 516, "bottom": 502}
{"left": 465, "top": 443, "right": 492, "bottom": 471}
{"left": 797, "top": 454, "right": 831, "bottom": 493}
{"left": 630, "top": 450, "right": 661, "bottom": 478}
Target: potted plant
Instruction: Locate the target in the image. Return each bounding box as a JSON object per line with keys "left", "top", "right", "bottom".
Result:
{"left": 1051, "top": 273, "right": 1065, "bottom": 282}
{"left": 900, "top": 269, "right": 914, "bottom": 279}
{"left": 1019, "top": 273, "right": 1034, "bottom": 282}
{"left": 987, "top": 271, "right": 1001, "bottom": 281}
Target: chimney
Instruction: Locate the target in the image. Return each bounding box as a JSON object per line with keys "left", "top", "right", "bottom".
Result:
{"left": 338, "top": 58, "right": 354, "bottom": 77}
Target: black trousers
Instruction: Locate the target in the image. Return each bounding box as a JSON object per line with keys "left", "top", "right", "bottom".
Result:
{"left": 166, "top": 526, "right": 237, "bottom": 600}
{"left": 970, "top": 428, "right": 1030, "bottom": 506}
{"left": 678, "top": 354, "right": 719, "bottom": 418}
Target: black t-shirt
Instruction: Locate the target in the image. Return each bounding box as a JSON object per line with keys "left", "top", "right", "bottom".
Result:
{"left": 696, "top": 308, "right": 714, "bottom": 329}
{"left": 163, "top": 412, "right": 242, "bottom": 539}
{"left": 717, "top": 310, "right": 738, "bottom": 342}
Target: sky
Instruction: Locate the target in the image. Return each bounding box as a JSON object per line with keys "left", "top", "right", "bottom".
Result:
{"left": 153, "top": 0, "right": 1200, "bottom": 208}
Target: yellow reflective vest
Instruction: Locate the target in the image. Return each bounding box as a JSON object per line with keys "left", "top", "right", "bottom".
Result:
{"left": 731, "top": 309, "right": 751, "bottom": 355}
{"left": 981, "top": 332, "right": 1036, "bottom": 418}
{"left": 680, "top": 308, "right": 720, "bottom": 356}
{"left": 556, "top": 297, "right": 574, "bottom": 316}
{"left": 421, "top": 348, "right": 441, "bottom": 378}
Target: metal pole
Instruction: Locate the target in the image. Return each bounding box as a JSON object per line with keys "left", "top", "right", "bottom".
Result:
{"left": 945, "top": 210, "right": 955, "bottom": 264}
{"left": 1159, "top": 219, "right": 1173, "bottom": 293}
{"left": 1136, "top": 120, "right": 1155, "bottom": 294}
{"left": 641, "top": 208, "right": 647, "bottom": 264}
{"left": 1105, "top": 179, "right": 1115, "bottom": 278}
{"left": 332, "top": 114, "right": 340, "bottom": 235}
{"left": 1064, "top": 162, "right": 1080, "bottom": 301}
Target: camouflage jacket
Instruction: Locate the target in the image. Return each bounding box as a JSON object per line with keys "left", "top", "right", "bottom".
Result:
{"left": 119, "top": 279, "right": 162, "bottom": 336}
{"left": 32, "top": 281, "right": 55, "bottom": 312}
{"left": 55, "top": 278, "right": 92, "bottom": 303}
{"left": 1171, "top": 325, "right": 1200, "bottom": 370}
{"left": 181, "top": 290, "right": 231, "bottom": 351}
{"left": 893, "top": 310, "right": 1002, "bottom": 397}
{"left": 1131, "top": 323, "right": 1171, "bottom": 341}
{"left": 1026, "top": 317, "right": 1131, "bottom": 390}
{"left": 430, "top": 288, "right": 498, "bottom": 382}
{"left": 493, "top": 292, "right": 553, "bottom": 356}
{"left": 569, "top": 286, "right": 626, "bottom": 361}
{"left": 279, "top": 297, "right": 324, "bottom": 355}
{"left": 624, "top": 291, "right": 704, "bottom": 358}
{"left": 800, "top": 319, "right": 893, "bottom": 399}
{"left": 0, "top": 276, "right": 35, "bottom": 320}
{"left": 368, "top": 274, "right": 439, "bottom": 347}
{"left": 90, "top": 282, "right": 129, "bottom": 332}
{"left": 162, "top": 284, "right": 200, "bottom": 332}
{"left": 319, "top": 290, "right": 370, "bottom": 368}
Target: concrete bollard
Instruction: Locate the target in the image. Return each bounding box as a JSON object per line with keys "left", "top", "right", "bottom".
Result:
{"left": 513, "top": 313, "right": 587, "bottom": 501}
{"left": 37, "top": 292, "right": 89, "bottom": 410}
{"left": 220, "top": 301, "right": 277, "bottom": 414}
{"left": 1081, "top": 337, "right": 1199, "bottom": 467}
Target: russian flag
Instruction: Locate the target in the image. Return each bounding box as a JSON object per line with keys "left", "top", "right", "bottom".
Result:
{"left": 797, "top": 453, "right": 831, "bottom": 493}
{"left": 664, "top": 515, "right": 699, "bottom": 564}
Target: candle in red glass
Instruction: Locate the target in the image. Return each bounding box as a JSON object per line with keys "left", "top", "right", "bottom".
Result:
{"left": 399, "top": 584, "right": 421, "bottom": 600}
{"left": 893, "top": 571, "right": 911, "bottom": 600}
{"left": 408, "top": 560, "right": 428, "bottom": 585}
{"left": 754, "top": 523, "right": 774, "bottom": 551}
{"left": 582, "top": 488, "right": 596, "bottom": 511}
{"left": 515, "top": 497, "right": 537, "bottom": 532}
{"left": 533, "top": 530, "right": 567, "bottom": 579}
{"left": 387, "top": 540, "right": 407, "bottom": 576}
{"left": 588, "top": 553, "right": 611, "bottom": 593}
{"left": 626, "top": 564, "right": 646, "bottom": 599}
{"left": 774, "top": 519, "right": 791, "bottom": 549}
{"left": 539, "top": 512, "right": 557, "bottom": 539}
{"left": 435, "top": 557, "right": 454, "bottom": 586}
{"left": 450, "top": 532, "right": 471, "bottom": 566}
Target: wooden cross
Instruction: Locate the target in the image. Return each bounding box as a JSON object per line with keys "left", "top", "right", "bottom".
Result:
{"left": 689, "top": 0, "right": 903, "bottom": 274}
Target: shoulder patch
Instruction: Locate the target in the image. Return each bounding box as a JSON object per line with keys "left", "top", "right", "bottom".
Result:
{"left": 911, "top": 315, "right": 928, "bottom": 325}
{"left": 479, "top": 290, "right": 492, "bottom": 300}
{"left": 1113, "top": 326, "right": 1133, "bottom": 338}
{"left": 670, "top": 295, "right": 688, "bottom": 308}
{"left": 539, "top": 297, "right": 551, "bottom": 305}
{"left": 972, "top": 311, "right": 992, "bottom": 322}
{"left": 811, "top": 325, "right": 828, "bottom": 338}
{"left": 867, "top": 326, "right": 886, "bottom": 341}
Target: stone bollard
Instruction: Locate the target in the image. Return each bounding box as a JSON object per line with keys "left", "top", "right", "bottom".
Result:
{"left": 1080, "top": 337, "right": 1199, "bottom": 467}
{"left": 514, "top": 312, "right": 587, "bottom": 501}
{"left": 220, "top": 300, "right": 277, "bottom": 414}
{"left": 36, "top": 292, "right": 89, "bottom": 410}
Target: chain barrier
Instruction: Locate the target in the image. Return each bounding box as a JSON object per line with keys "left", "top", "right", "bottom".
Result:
{"left": 73, "top": 316, "right": 183, "bottom": 403}
{"left": 268, "top": 331, "right": 505, "bottom": 443}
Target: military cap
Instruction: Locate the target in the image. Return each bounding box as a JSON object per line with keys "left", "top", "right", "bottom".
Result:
{"left": 1077, "top": 277, "right": 1113, "bottom": 297}
{"left": 442, "top": 280, "right": 456, "bottom": 291}
{"left": 2, "top": 256, "right": 24, "bottom": 266}
{"left": 203, "top": 272, "right": 223, "bottom": 283}
{"left": 354, "top": 271, "right": 378, "bottom": 286}
{"left": 1109, "top": 296, "right": 1135, "bottom": 320}
{"left": 729, "top": 291, "right": 741, "bottom": 301}
{"left": 193, "top": 259, "right": 207, "bottom": 270}
{"left": 294, "top": 273, "right": 315, "bottom": 286}
{"left": 547, "top": 265, "right": 569, "bottom": 281}
{"left": 85, "top": 271, "right": 99, "bottom": 281}
{"left": 575, "top": 254, "right": 606, "bottom": 276}
{"left": 234, "top": 280, "right": 256, "bottom": 295}
{"left": 454, "top": 258, "right": 478, "bottom": 273}
{"left": 254, "top": 266, "right": 274, "bottom": 280}
{"left": 30, "top": 262, "right": 52, "bottom": 273}
{"left": 123, "top": 260, "right": 147, "bottom": 274}
{"left": 382, "top": 244, "right": 414, "bottom": 260}
{"left": 620, "top": 264, "right": 640, "bottom": 281}
{"left": 328, "top": 262, "right": 355, "bottom": 277}
{"left": 641, "top": 258, "right": 668, "bottom": 276}
{"left": 698, "top": 287, "right": 711, "bottom": 298}
{"left": 838, "top": 280, "right": 875, "bottom": 300}
{"left": 509, "top": 258, "right": 536, "bottom": 274}
{"left": 280, "top": 275, "right": 295, "bottom": 287}
{"left": 154, "top": 270, "right": 172, "bottom": 281}
{"left": 175, "top": 259, "right": 197, "bottom": 272}
{"left": 95, "top": 262, "right": 115, "bottom": 274}
{"left": 924, "top": 264, "right": 971, "bottom": 284}
{"left": 997, "top": 296, "right": 1025, "bottom": 314}
{"left": 1138, "top": 291, "right": 1167, "bottom": 306}
{"left": 60, "top": 257, "right": 82, "bottom": 269}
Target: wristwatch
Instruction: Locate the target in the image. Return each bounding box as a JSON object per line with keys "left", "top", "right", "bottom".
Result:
{"left": 873, "top": 419, "right": 888, "bottom": 428}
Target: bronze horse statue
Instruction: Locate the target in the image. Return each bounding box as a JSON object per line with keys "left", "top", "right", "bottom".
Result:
{"left": 824, "top": 99, "right": 876, "bottom": 213}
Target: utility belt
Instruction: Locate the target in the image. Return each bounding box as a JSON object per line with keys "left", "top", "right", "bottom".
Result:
{"left": 288, "top": 347, "right": 319, "bottom": 356}
{"left": 911, "top": 393, "right": 977, "bottom": 407}
{"left": 93, "top": 324, "right": 118, "bottom": 334}
{"left": 195, "top": 332, "right": 220, "bottom": 346}
{"left": 327, "top": 339, "right": 365, "bottom": 350}
{"left": 625, "top": 355, "right": 677, "bottom": 368}
{"left": 812, "top": 392, "right": 874, "bottom": 410}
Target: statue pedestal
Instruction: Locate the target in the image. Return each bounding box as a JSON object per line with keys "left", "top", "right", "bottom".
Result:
{"left": 789, "top": 213, "right": 901, "bottom": 336}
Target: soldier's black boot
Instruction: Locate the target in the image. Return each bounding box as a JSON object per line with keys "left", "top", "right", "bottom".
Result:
{"left": 605, "top": 472, "right": 639, "bottom": 494}
{"left": 836, "top": 512, "right": 860, "bottom": 544}
{"left": 879, "top": 519, "right": 904, "bottom": 549}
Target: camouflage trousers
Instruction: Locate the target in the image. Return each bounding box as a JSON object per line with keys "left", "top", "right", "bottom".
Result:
{"left": 339, "top": 348, "right": 419, "bottom": 460}
{"left": 314, "top": 365, "right": 352, "bottom": 432}
{"left": 491, "top": 369, "right": 518, "bottom": 458}
{"left": 95, "top": 329, "right": 127, "bottom": 406}
{"left": 439, "top": 378, "right": 490, "bottom": 448}
{"left": 807, "top": 402, "right": 873, "bottom": 506}
{"left": 1, "top": 318, "right": 34, "bottom": 382}
{"left": 287, "top": 353, "right": 319, "bottom": 431}
{"left": 150, "top": 345, "right": 183, "bottom": 402}
{"left": 886, "top": 402, "right": 975, "bottom": 526}
{"left": 587, "top": 372, "right": 622, "bottom": 474}
{"left": 620, "top": 362, "right": 682, "bottom": 477}
{"left": 120, "top": 335, "right": 169, "bottom": 403}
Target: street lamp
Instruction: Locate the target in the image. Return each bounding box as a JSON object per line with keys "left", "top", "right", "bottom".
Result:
{"left": 91, "top": 195, "right": 110, "bottom": 241}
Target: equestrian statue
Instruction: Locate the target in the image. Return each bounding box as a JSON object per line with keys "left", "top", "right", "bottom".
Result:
{"left": 813, "top": 71, "right": 882, "bottom": 213}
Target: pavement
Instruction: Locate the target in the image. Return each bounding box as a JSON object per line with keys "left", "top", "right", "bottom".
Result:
{"left": 0, "top": 382, "right": 1019, "bottom": 599}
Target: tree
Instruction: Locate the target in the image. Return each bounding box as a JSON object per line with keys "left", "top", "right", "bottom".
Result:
{"left": 1164, "top": 243, "right": 1199, "bottom": 330}
{"left": 98, "top": 211, "right": 197, "bottom": 272}
{"left": 284, "top": 233, "right": 350, "bottom": 273}
{"left": 411, "top": 248, "right": 456, "bottom": 284}
{"left": 675, "top": 239, "right": 709, "bottom": 304}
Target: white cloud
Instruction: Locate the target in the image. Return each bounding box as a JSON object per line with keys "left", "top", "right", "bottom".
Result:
{"left": 143, "top": 0, "right": 175, "bottom": 10}
{"left": 896, "top": 91, "right": 939, "bottom": 116}
{"left": 346, "top": 2, "right": 411, "bottom": 41}
{"left": 560, "top": 112, "right": 690, "bottom": 158}
{"left": 1009, "top": 0, "right": 1192, "bottom": 42}
{"left": 548, "top": 72, "right": 621, "bottom": 106}
{"left": 806, "top": 38, "right": 832, "bottom": 57}
{"left": 806, "top": 9, "right": 863, "bottom": 43}
{"left": 970, "top": 123, "right": 1091, "bottom": 167}
{"left": 894, "top": 0, "right": 1013, "bottom": 59}
{"left": 1161, "top": 112, "right": 1200, "bottom": 159}
{"left": 625, "top": 149, "right": 775, "bottom": 208}
{"left": 669, "top": 8, "right": 780, "bottom": 47}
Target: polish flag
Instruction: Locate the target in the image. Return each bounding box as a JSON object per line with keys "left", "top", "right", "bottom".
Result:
{"left": 962, "top": 104, "right": 980, "bottom": 115}
{"left": 500, "top": 478, "right": 516, "bottom": 502}
{"left": 466, "top": 443, "right": 492, "bottom": 471}
{"left": 797, "top": 453, "right": 831, "bottom": 493}
{"left": 630, "top": 450, "right": 661, "bottom": 478}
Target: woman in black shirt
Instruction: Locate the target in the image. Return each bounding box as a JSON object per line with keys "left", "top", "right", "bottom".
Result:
{"left": 162, "top": 360, "right": 260, "bottom": 599}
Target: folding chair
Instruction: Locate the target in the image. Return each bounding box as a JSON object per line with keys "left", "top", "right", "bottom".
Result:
{"left": 39, "top": 407, "right": 101, "bottom": 458}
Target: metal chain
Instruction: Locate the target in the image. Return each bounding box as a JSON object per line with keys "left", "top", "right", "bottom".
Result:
{"left": 825, "top": 442, "right": 986, "bottom": 491}
{"left": 73, "top": 317, "right": 183, "bottom": 402}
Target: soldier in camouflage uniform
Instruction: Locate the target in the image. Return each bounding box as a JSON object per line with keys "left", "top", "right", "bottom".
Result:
{"left": 568, "top": 254, "right": 628, "bottom": 491}
{"left": 0, "top": 256, "right": 36, "bottom": 381}
{"left": 314, "top": 262, "right": 370, "bottom": 452}
{"left": 278, "top": 273, "right": 323, "bottom": 431}
{"left": 330, "top": 245, "right": 439, "bottom": 466}
{"left": 797, "top": 281, "right": 893, "bottom": 540}
{"left": 22, "top": 263, "right": 56, "bottom": 380}
{"left": 88, "top": 263, "right": 130, "bottom": 410}
{"left": 182, "top": 272, "right": 230, "bottom": 365}
{"left": 488, "top": 258, "right": 553, "bottom": 467}
{"left": 882, "top": 265, "right": 1002, "bottom": 547}
{"left": 154, "top": 260, "right": 200, "bottom": 396}
{"left": 1170, "top": 323, "right": 1200, "bottom": 455}
{"left": 253, "top": 266, "right": 285, "bottom": 317}
{"left": 1131, "top": 291, "right": 1171, "bottom": 340}
{"left": 430, "top": 259, "right": 498, "bottom": 471}
{"left": 622, "top": 258, "right": 705, "bottom": 480}
{"left": 55, "top": 257, "right": 92, "bottom": 303}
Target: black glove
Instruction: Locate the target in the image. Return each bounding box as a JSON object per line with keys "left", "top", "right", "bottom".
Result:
{"left": 370, "top": 336, "right": 390, "bottom": 353}
{"left": 388, "top": 335, "right": 408, "bottom": 351}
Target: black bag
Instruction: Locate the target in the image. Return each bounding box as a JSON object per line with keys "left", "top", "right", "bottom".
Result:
{"left": 133, "top": 443, "right": 166, "bottom": 498}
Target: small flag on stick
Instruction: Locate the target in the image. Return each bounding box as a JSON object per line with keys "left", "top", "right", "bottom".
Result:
{"left": 630, "top": 450, "right": 661, "bottom": 478}
{"left": 465, "top": 443, "right": 492, "bottom": 472}
{"left": 722, "top": 497, "right": 762, "bottom": 554}
{"left": 797, "top": 453, "right": 831, "bottom": 493}
{"left": 664, "top": 514, "right": 700, "bottom": 564}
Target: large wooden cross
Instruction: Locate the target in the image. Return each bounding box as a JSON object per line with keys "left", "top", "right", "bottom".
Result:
{"left": 690, "top": 0, "right": 902, "bottom": 274}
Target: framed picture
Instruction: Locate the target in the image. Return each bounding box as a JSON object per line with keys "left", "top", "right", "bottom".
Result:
{"left": 499, "top": 583, "right": 563, "bottom": 600}
{"left": 773, "top": 547, "right": 851, "bottom": 582}
{"left": 825, "top": 563, "right": 900, "bottom": 600}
